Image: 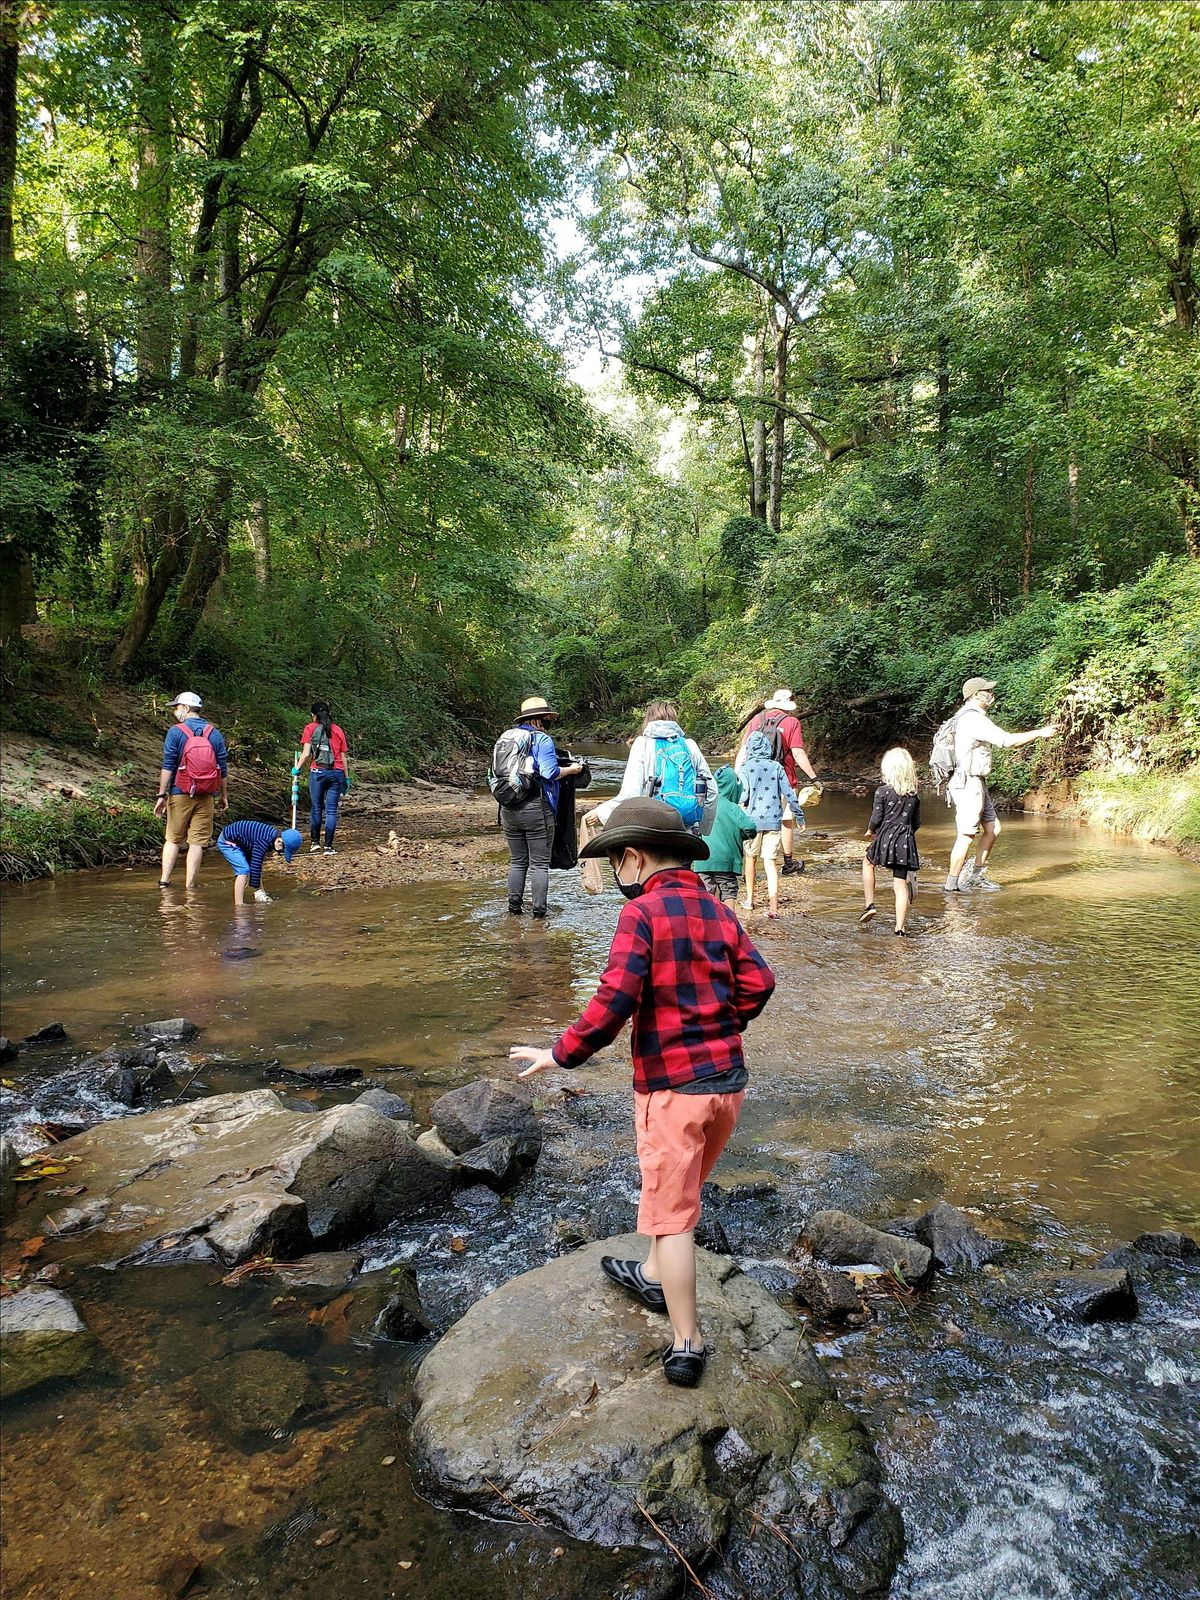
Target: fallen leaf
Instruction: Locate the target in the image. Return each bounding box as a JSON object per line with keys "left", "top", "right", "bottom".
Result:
{"left": 19, "top": 1236, "right": 44, "bottom": 1261}
{"left": 380, "top": 1455, "right": 397, "bottom": 1467}
{"left": 450, "top": 1236, "right": 467, "bottom": 1254}
{"left": 308, "top": 1291, "right": 354, "bottom": 1343}
{"left": 552, "top": 1547, "right": 565, "bottom": 1559}
{"left": 397, "top": 1560, "right": 413, "bottom": 1569}
{"left": 314, "top": 1528, "right": 340, "bottom": 1548}
{"left": 45, "top": 1184, "right": 85, "bottom": 1197}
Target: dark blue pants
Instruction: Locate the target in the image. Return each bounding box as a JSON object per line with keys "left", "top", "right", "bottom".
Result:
{"left": 309, "top": 769, "right": 342, "bottom": 845}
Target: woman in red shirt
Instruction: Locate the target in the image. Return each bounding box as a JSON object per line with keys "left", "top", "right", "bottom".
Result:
{"left": 294, "top": 700, "right": 350, "bottom": 854}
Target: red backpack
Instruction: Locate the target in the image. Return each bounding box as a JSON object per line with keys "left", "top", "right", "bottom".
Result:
{"left": 175, "top": 722, "right": 222, "bottom": 796}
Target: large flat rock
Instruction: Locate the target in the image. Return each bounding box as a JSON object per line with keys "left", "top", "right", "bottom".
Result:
{"left": 37, "top": 1089, "right": 454, "bottom": 1267}
{"left": 412, "top": 1235, "right": 901, "bottom": 1597}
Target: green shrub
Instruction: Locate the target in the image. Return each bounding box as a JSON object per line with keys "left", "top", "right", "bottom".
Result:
{"left": 1, "top": 796, "right": 163, "bottom": 881}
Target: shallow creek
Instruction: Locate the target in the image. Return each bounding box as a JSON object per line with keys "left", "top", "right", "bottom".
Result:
{"left": 1, "top": 759, "right": 1198, "bottom": 1599}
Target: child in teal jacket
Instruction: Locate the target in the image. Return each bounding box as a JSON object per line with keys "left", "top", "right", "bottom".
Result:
{"left": 699, "top": 765, "right": 758, "bottom": 904}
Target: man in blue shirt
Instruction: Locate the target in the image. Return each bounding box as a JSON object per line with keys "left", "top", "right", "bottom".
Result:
{"left": 153, "top": 692, "right": 229, "bottom": 890}
{"left": 500, "top": 695, "right": 583, "bottom": 919}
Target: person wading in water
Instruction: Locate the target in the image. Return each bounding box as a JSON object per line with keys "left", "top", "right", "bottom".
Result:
{"left": 493, "top": 696, "right": 583, "bottom": 920}
{"left": 943, "top": 678, "right": 1059, "bottom": 893}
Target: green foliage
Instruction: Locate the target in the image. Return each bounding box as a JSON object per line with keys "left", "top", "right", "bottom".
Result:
{"left": 0, "top": 796, "right": 162, "bottom": 882}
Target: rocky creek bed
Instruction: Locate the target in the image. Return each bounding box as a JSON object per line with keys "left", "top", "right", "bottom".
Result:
{"left": 2, "top": 1015, "right": 1197, "bottom": 1600}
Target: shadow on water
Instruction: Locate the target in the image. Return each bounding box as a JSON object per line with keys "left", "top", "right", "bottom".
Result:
{"left": 1, "top": 784, "right": 1198, "bottom": 1598}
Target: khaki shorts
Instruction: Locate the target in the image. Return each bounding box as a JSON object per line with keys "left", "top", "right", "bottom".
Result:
{"left": 166, "top": 793, "right": 215, "bottom": 847}
{"left": 745, "top": 830, "right": 784, "bottom": 863}
{"left": 950, "top": 776, "right": 997, "bottom": 837}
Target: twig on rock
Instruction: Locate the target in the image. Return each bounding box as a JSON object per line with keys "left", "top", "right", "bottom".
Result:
{"left": 636, "top": 1502, "right": 716, "bottom": 1600}
{"left": 483, "top": 1478, "right": 546, "bottom": 1527}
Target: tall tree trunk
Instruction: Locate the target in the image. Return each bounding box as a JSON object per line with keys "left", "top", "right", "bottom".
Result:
{"left": 0, "top": 10, "right": 35, "bottom": 639}
{"left": 0, "top": 5, "right": 17, "bottom": 309}
{"left": 936, "top": 334, "right": 949, "bottom": 455}
{"left": 1022, "top": 446, "right": 1034, "bottom": 597}
{"left": 248, "top": 495, "right": 271, "bottom": 585}
{"left": 751, "top": 326, "right": 767, "bottom": 523}
{"left": 1170, "top": 208, "right": 1198, "bottom": 556}
{"left": 767, "top": 316, "right": 789, "bottom": 536}
{"left": 134, "top": 7, "right": 173, "bottom": 382}
{"left": 175, "top": 477, "right": 232, "bottom": 616}
{"left": 110, "top": 503, "right": 187, "bottom": 673}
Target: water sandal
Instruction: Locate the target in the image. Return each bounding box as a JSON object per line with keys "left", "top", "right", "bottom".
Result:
{"left": 600, "top": 1256, "right": 667, "bottom": 1313}
{"left": 158, "top": 881, "right": 172, "bottom": 889}
{"left": 858, "top": 904, "right": 877, "bottom": 925}
{"left": 662, "top": 1339, "right": 707, "bottom": 1387}
{"left": 894, "top": 928, "right": 909, "bottom": 937}
{"left": 782, "top": 857, "right": 804, "bottom": 876}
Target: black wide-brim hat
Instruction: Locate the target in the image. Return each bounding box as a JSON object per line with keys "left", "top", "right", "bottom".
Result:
{"left": 579, "top": 798, "right": 709, "bottom": 862}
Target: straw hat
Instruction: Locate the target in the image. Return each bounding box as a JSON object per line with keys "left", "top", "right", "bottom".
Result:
{"left": 578, "top": 798, "right": 709, "bottom": 862}
{"left": 517, "top": 695, "right": 558, "bottom": 723}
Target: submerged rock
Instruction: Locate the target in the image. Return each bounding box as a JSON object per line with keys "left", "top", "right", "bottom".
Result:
{"left": 38, "top": 1089, "right": 455, "bottom": 1268}
{"left": 412, "top": 1236, "right": 902, "bottom": 1596}
{"left": 430, "top": 1078, "right": 539, "bottom": 1155}
{"left": 264, "top": 1062, "right": 362, "bottom": 1087}
{"left": 194, "top": 1348, "right": 319, "bottom": 1440}
{"left": 805, "top": 1209, "right": 934, "bottom": 1285}
{"left": 353, "top": 1088, "right": 414, "bottom": 1121}
{"left": 20, "top": 1022, "right": 69, "bottom": 1046}
{"left": 0, "top": 1037, "right": 20, "bottom": 1063}
{"left": 133, "top": 1017, "right": 201, "bottom": 1044}
{"left": 0, "top": 1288, "right": 94, "bottom": 1400}
{"left": 1025, "top": 1268, "right": 1139, "bottom": 1323}
{"left": 912, "top": 1201, "right": 1003, "bottom": 1271}
{"left": 1098, "top": 1229, "right": 1200, "bottom": 1273}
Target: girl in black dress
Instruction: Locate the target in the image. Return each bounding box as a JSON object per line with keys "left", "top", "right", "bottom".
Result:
{"left": 859, "top": 747, "right": 921, "bottom": 935}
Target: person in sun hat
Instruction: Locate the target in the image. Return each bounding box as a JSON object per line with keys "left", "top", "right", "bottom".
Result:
{"left": 496, "top": 695, "right": 584, "bottom": 920}
{"left": 510, "top": 797, "right": 775, "bottom": 1389}
{"left": 735, "top": 689, "right": 821, "bottom": 876}
{"left": 943, "top": 677, "right": 1059, "bottom": 894}
{"left": 153, "top": 691, "right": 229, "bottom": 890}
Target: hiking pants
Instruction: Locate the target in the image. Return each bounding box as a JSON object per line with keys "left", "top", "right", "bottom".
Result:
{"left": 309, "top": 769, "right": 342, "bottom": 845}
{"left": 501, "top": 795, "right": 555, "bottom": 914}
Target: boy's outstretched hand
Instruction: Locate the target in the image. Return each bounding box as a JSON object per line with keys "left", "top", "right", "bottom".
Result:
{"left": 510, "top": 1045, "right": 556, "bottom": 1079}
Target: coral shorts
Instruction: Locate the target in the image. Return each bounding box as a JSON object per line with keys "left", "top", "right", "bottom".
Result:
{"left": 633, "top": 1088, "right": 745, "bottom": 1236}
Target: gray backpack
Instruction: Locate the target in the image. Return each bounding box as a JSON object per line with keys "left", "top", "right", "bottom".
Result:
{"left": 929, "top": 708, "right": 968, "bottom": 797}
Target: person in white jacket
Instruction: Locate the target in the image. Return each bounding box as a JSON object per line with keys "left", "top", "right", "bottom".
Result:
{"left": 593, "top": 702, "right": 716, "bottom": 833}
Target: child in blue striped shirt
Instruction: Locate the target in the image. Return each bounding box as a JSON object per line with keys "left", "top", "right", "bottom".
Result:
{"left": 216, "top": 820, "right": 303, "bottom": 904}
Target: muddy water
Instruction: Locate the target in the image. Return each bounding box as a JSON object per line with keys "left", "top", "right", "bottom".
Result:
{"left": 2, "top": 761, "right": 1198, "bottom": 1600}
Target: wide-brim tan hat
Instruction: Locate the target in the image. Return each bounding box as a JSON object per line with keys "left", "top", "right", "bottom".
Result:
{"left": 517, "top": 695, "right": 558, "bottom": 723}
{"left": 765, "top": 689, "right": 798, "bottom": 712}
{"left": 961, "top": 677, "right": 997, "bottom": 700}
{"left": 578, "top": 798, "right": 709, "bottom": 862}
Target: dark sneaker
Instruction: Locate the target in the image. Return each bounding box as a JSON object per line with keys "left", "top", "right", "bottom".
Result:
{"left": 600, "top": 1256, "right": 667, "bottom": 1313}
{"left": 663, "top": 1339, "right": 707, "bottom": 1387}
{"left": 857, "top": 903, "right": 877, "bottom": 925}
{"left": 507, "top": 901, "right": 524, "bottom": 916}
{"left": 531, "top": 908, "right": 547, "bottom": 920}
{"left": 782, "top": 857, "right": 804, "bottom": 876}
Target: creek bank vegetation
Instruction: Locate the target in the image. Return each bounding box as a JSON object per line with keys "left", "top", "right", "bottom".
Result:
{"left": 3, "top": 1, "right": 1198, "bottom": 859}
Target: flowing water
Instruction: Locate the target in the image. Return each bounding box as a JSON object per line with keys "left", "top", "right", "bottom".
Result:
{"left": 2, "top": 754, "right": 1198, "bottom": 1599}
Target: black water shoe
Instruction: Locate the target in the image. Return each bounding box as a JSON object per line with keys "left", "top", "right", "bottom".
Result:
{"left": 600, "top": 1256, "right": 667, "bottom": 1313}
{"left": 782, "top": 857, "right": 804, "bottom": 876}
{"left": 858, "top": 903, "right": 877, "bottom": 925}
{"left": 663, "top": 1339, "right": 707, "bottom": 1387}
{"left": 508, "top": 901, "right": 524, "bottom": 916}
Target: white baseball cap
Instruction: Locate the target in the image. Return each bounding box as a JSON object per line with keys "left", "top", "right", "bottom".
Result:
{"left": 172, "top": 691, "right": 203, "bottom": 709}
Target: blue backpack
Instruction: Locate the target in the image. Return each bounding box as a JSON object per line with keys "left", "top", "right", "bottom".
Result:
{"left": 651, "top": 734, "right": 703, "bottom": 827}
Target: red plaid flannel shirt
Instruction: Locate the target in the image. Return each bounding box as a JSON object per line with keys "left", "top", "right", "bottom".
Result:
{"left": 551, "top": 868, "right": 776, "bottom": 1091}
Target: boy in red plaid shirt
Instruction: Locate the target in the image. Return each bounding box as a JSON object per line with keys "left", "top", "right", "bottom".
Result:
{"left": 511, "top": 797, "right": 775, "bottom": 1387}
